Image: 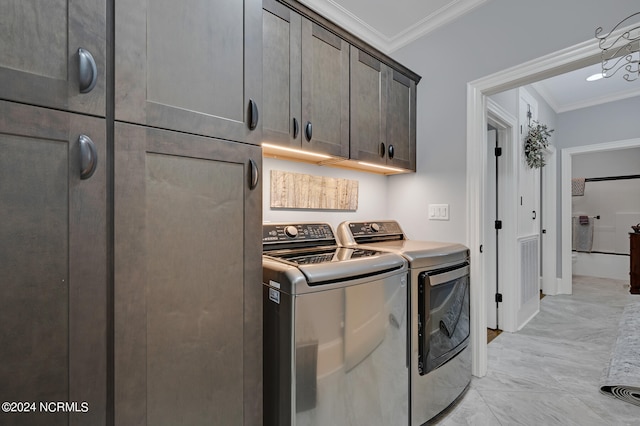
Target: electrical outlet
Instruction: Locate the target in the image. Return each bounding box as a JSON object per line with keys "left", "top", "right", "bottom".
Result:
{"left": 428, "top": 204, "right": 449, "bottom": 221}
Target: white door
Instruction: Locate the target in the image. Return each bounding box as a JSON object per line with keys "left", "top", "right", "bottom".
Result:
{"left": 516, "top": 88, "right": 541, "bottom": 328}
{"left": 541, "top": 146, "right": 557, "bottom": 295}
{"left": 485, "top": 126, "right": 510, "bottom": 330}
{"left": 486, "top": 128, "right": 498, "bottom": 329}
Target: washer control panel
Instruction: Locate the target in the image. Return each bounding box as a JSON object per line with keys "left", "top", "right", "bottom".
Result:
{"left": 263, "top": 223, "right": 335, "bottom": 245}
{"left": 346, "top": 221, "right": 403, "bottom": 237}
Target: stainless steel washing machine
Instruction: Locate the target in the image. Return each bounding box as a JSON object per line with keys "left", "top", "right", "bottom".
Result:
{"left": 262, "top": 222, "right": 410, "bottom": 426}
{"left": 336, "top": 220, "right": 471, "bottom": 426}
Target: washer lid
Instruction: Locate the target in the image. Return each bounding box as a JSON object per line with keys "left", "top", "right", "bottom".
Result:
{"left": 265, "top": 247, "right": 406, "bottom": 285}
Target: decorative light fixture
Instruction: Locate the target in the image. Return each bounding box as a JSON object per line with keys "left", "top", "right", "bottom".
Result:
{"left": 595, "top": 12, "right": 640, "bottom": 81}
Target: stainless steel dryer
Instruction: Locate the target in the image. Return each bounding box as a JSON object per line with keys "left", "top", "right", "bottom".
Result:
{"left": 262, "top": 222, "right": 410, "bottom": 426}
{"left": 336, "top": 220, "right": 471, "bottom": 425}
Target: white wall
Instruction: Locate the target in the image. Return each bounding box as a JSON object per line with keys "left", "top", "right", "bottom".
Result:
{"left": 387, "top": 0, "right": 640, "bottom": 250}
{"left": 556, "top": 97, "right": 640, "bottom": 149}
{"left": 262, "top": 157, "right": 390, "bottom": 231}
{"left": 572, "top": 148, "right": 640, "bottom": 178}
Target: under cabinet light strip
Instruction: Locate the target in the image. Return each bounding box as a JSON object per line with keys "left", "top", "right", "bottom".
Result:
{"left": 262, "top": 143, "right": 332, "bottom": 159}
{"left": 357, "top": 161, "right": 406, "bottom": 173}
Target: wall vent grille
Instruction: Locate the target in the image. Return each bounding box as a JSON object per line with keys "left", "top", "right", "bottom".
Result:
{"left": 519, "top": 235, "right": 539, "bottom": 306}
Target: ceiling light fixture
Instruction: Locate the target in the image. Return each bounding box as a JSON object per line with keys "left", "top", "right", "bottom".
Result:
{"left": 595, "top": 12, "right": 640, "bottom": 82}
{"left": 586, "top": 72, "right": 604, "bottom": 82}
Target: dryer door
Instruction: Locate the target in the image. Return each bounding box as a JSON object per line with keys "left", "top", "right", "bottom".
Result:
{"left": 417, "top": 262, "right": 470, "bottom": 375}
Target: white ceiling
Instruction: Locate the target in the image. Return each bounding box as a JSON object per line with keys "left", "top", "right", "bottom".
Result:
{"left": 532, "top": 62, "right": 640, "bottom": 113}
{"left": 298, "top": 0, "right": 640, "bottom": 113}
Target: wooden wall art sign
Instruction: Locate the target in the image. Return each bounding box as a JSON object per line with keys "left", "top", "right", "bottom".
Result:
{"left": 270, "top": 170, "right": 358, "bottom": 211}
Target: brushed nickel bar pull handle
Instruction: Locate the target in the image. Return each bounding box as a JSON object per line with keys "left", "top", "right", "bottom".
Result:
{"left": 78, "top": 48, "right": 97, "bottom": 93}
{"left": 79, "top": 134, "right": 98, "bottom": 180}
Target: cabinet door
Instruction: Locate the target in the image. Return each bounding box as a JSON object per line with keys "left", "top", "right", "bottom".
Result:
{"left": 350, "top": 48, "right": 387, "bottom": 165}
{"left": 0, "top": 101, "right": 107, "bottom": 426}
{"left": 301, "top": 19, "right": 350, "bottom": 158}
{"left": 114, "top": 123, "right": 263, "bottom": 426}
{"left": 386, "top": 70, "right": 416, "bottom": 171}
{"left": 115, "top": 0, "right": 262, "bottom": 144}
{"left": 262, "top": 0, "right": 302, "bottom": 148}
{"left": 0, "top": 0, "right": 106, "bottom": 116}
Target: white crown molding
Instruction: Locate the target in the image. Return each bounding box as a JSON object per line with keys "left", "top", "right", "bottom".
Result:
{"left": 297, "top": 0, "right": 487, "bottom": 54}
{"left": 532, "top": 80, "right": 640, "bottom": 113}
{"left": 296, "top": 0, "right": 391, "bottom": 52}
{"left": 387, "top": 0, "right": 488, "bottom": 52}
{"left": 556, "top": 87, "right": 640, "bottom": 113}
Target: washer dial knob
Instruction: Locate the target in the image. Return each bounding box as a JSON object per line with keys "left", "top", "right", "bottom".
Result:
{"left": 371, "top": 223, "right": 380, "bottom": 232}
{"left": 285, "top": 226, "right": 298, "bottom": 238}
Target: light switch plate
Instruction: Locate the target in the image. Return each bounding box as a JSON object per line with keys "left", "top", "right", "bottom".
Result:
{"left": 428, "top": 204, "right": 449, "bottom": 221}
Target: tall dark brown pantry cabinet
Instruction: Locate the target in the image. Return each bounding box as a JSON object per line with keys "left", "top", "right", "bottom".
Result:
{"left": 0, "top": 0, "right": 107, "bottom": 424}
{"left": 0, "top": 101, "right": 107, "bottom": 426}
{"left": 114, "top": 0, "right": 264, "bottom": 425}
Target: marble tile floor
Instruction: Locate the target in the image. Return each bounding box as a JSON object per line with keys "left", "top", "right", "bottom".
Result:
{"left": 430, "top": 275, "right": 640, "bottom": 426}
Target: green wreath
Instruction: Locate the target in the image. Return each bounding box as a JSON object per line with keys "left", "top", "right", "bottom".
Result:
{"left": 524, "top": 120, "right": 554, "bottom": 169}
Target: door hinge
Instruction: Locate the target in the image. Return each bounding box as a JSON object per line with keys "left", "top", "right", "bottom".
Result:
{"left": 494, "top": 220, "right": 502, "bottom": 230}
{"left": 495, "top": 293, "right": 503, "bottom": 303}
{"left": 494, "top": 147, "right": 502, "bottom": 157}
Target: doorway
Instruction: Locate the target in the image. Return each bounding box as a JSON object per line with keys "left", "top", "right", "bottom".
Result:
{"left": 467, "top": 38, "right": 603, "bottom": 377}
{"left": 485, "top": 99, "right": 518, "bottom": 335}
{"left": 560, "top": 138, "right": 640, "bottom": 292}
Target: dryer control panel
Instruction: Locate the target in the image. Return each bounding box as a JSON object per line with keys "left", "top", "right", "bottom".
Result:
{"left": 337, "top": 221, "right": 405, "bottom": 245}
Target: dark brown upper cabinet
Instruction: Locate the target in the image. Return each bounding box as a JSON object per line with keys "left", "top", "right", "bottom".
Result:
{"left": 262, "top": 0, "right": 302, "bottom": 149}
{"left": 263, "top": 0, "right": 349, "bottom": 158}
{"left": 386, "top": 69, "right": 417, "bottom": 171}
{"left": 350, "top": 47, "right": 416, "bottom": 172}
{"left": 115, "top": 0, "right": 262, "bottom": 145}
{"left": 0, "top": 0, "right": 106, "bottom": 117}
